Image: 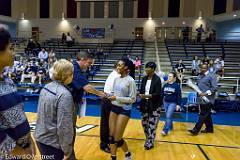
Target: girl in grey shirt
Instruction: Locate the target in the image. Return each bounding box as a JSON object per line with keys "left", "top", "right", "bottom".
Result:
{"left": 34, "top": 59, "right": 74, "bottom": 160}
{"left": 108, "top": 59, "right": 137, "bottom": 160}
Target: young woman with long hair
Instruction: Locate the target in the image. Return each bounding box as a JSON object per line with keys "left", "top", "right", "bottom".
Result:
{"left": 108, "top": 58, "right": 137, "bottom": 160}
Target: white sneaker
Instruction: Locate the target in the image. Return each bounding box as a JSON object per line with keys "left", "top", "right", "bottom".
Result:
{"left": 125, "top": 156, "right": 132, "bottom": 160}
{"left": 161, "top": 131, "right": 167, "bottom": 136}
{"left": 125, "top": 152, "right": 132, "bottom": 160}
{"left": 211, "top": 110, "right": 216, "bottom": 114}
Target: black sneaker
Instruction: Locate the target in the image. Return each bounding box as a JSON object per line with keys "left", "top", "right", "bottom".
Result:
{"left": 188, "top": 129, "right": 198, "bottom": 136}
{"left": 125, "top": 152, "right": 132, "bottom": 160}
{"left": 201, "top": 129, "right": 214, "bottom": 133}
{"left": 145, "top": 145, "right": 154, "bottom": 150}
{"left": 100, "top": 145, "right": 110, "bottom": 153}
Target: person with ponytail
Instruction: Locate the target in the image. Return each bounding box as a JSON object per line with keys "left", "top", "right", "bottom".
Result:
{"left": 108, "top": 58, "right": 137, "bottom": 160}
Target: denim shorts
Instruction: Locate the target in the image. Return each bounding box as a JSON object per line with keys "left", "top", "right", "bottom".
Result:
{"left": 111, "top": 104, "right": 131, "bottom": 117}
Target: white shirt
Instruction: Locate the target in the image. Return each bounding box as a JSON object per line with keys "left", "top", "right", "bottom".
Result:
{"left": 14, "top": 61, "right": 20, "bottom": 66}
{"left": 104, "top": 70, "right": 120, "bottom": 94}
{"left": 38, "top": 51, "right": 48, "bottom": 60}
{"left": 145, "top": 80, "right": 152, "bottom": 95}
{"left": 220, "top": 60, "right": 224, "bottom": 67}
{"left": 192, "top": 60, "right": 198, "bottom": 69}
{"left": 66, "top": 35, "right": 73, "bottom": 42}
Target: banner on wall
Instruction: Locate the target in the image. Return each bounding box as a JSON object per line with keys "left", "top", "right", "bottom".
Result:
{"left": 82, "top": 28, "right": 105, "bottom": 38}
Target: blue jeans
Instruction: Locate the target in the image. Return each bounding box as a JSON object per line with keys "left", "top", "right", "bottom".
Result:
{"left": 163, "top": 101, "right": 176, "bottom": 133}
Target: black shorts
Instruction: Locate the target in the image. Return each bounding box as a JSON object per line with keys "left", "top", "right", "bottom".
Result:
{"left": 111, "top": 104, "right": 131, "bottom": 117}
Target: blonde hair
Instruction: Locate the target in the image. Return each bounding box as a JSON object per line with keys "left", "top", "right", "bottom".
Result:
{"left": 51, "top": 59, "right": 73, "bottom": 82}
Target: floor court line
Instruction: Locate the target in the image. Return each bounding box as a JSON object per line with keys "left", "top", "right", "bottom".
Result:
{"left": 197, "top": 145, "right": 210, "bottom": 160}
{"left": 77, "top": 133, "right": 240, "bottom": 150}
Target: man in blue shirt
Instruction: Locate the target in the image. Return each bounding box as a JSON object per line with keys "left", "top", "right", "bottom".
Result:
{"left": 69, "top": 51, "right": 106, "bottom": 158}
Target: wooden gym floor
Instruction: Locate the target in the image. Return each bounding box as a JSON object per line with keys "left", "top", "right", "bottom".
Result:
{"left": 18, "top": 113, "right": 240, "bottom": 160}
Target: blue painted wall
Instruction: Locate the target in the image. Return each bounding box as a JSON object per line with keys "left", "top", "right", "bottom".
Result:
{"left": 0, "top": 20, "right": 17, "bottom": 37}
{"left": 216, "top": 19, "right": 240, "bottom": 41}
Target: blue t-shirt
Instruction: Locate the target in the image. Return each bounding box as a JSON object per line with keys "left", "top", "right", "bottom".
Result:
{"left": 162, "top": 82, "right": 182, "bottom": 105}
{"left": 69, "top": 60, "right": 89, "bottom": 103}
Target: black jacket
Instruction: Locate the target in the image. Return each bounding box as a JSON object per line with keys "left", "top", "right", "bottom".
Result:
{"left": 139, "top": 74, "right": 162, "bottom": 113}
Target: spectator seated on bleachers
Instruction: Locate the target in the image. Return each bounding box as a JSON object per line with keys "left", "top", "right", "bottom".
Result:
{"left": 208, "top": 60, "right": 215, "bottom": 73}
{"left": 37, "top": 62, "right": 47, "bottom": 84}
{"left": 2, "top": 66, "right": 15, "bottom": 84}
{"left": 20, "top": 60, "right": 38, "bottom": 84}
{"left": 191, "top": 56, "right": 200, "bottom": 76}
{"left": 38, "top": 48, "right": 48, "bottom": 61}
{"left": 96, "top": 43, "right": 104, "bottom": 64}
{"left": 48, "top": 49, "right": 57, "bottom": 68}
{"left": 174, "top": 59, "right": 186, "bottom": 83}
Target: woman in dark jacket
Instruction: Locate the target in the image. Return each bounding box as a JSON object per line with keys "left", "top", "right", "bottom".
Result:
{"left": 139, "top": 62, "right": 162, "bottom": 150}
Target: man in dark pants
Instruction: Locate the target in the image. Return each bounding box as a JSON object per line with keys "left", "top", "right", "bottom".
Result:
{"left": 100, "top": 61, "right": 120, "bottom": 152}
{"left": 189, "top": 64, "right": 218, "bottom": 135}
{"left": 100, "top": 98, "right": 112, "bottom": 152}
{"left": 69, "top": 51, "right": 106, "bottom": 158}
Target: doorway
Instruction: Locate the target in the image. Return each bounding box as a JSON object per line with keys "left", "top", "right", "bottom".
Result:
{"left": 135, "top": 27, "right": 143, "bottom": 39}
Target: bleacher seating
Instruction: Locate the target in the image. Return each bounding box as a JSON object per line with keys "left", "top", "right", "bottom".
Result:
{"left": 165, "top": 41, "right": 240, "bottom": 95}
{"left": 16, "top": 39, "right": 145, "bottom": 98}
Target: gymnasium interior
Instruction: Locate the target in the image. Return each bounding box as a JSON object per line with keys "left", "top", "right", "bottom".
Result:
{"left": 0, "top": 0, "right": 240, "bottom": 159}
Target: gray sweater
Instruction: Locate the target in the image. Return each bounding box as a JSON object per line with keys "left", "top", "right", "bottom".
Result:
{"left": 34, "top": 81, "right": 74, "bottom": 156}
{"left": 197, "top": 72, "right": 218, "bottom": 104}
{"left": 111, "top": 75, "right": 137, "bottom": 110}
